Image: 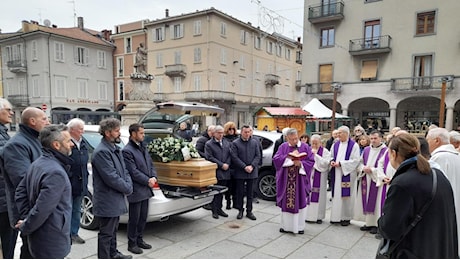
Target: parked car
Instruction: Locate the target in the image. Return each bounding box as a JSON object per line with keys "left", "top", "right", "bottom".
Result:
{"left": 251, "top": 130, "right": 281, "bottom": 201}
{"left": 80, "top": 102, "right": 226, "bottom": 230}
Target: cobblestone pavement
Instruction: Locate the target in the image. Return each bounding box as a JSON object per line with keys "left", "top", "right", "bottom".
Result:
{"left": 14, "top": 193, "right": 380, "bottom": 259}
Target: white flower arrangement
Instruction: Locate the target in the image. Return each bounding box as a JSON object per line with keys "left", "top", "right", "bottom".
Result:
{"left": 147, "top": 137, "right": 200, "bottom": 163}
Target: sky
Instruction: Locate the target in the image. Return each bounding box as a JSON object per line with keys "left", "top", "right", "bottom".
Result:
{"left": 1, "top": 0, "right": 304, "bottom": 40}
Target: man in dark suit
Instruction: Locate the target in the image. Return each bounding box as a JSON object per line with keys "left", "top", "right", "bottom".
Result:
{"left": 122, "top": 123, "right": 157, "bottom": 255}
{"left": 15, "top": 124, "right": 73, "bottom": 258}
{"left": 205, "top": 125, "right": 231, "bottom": 219}
{"left": 92, "top": 118, "right": 133, "bottom": 259}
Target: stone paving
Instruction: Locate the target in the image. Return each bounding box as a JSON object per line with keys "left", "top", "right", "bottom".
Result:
{"left": 14, "top": 193, "right": 380, "bottom": 259}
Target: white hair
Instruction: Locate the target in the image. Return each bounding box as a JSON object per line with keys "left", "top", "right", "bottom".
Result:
{"left": 338, "top": 125, "right": 350, "bottom": 135}
{"left": 310, "top": 134, "right": 322, "bottom": 142}
{"left": 282, "top": 127, "right": 290, "bottom": 136}
{"left": 449, "top": 130, "right": 460, "bottom": 143}
{"left": 67, "top": 118, "right": 85, "bottom": 129}
{"left": 427, "top": 127, "right": 449, "bottom": 144}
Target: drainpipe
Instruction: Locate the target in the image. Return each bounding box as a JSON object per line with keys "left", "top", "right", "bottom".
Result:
{"left": 47, "top": 33, "right": 52, "bottom": 121}
{"left": 19, "top": 35, "right": 29, "bottom": 108}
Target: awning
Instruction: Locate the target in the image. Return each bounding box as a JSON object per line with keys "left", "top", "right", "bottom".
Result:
{"left": 360, "top": 60, "right": 378, "bottom": 80}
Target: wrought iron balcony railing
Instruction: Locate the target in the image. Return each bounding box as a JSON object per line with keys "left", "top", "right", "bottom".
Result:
{"left": 265, "top": 74, "right": 280, "bottom": 86}
{"left": 184, "top": 90, "right": 235, "bottom": 102}
{"left": 305, "top": 83, "right": 334, "bottom": 94}
{"left": 349, "top": 35, "right": 392, "bottom": 55}
{"left": 8, "top": 94, "right": 29, "bottom": 107}
{"left": 308, "top": 1, "right": 344, "bottom": 24}
{"left": 391, "top": 75, "right": 454, "bottom": 91}
{"left": 7, "top": 60, "right": 27, "bottom": 73}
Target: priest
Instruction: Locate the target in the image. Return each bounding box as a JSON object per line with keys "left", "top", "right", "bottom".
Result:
{"left": 273, "top": 128, "right": 314, "bottom": 234}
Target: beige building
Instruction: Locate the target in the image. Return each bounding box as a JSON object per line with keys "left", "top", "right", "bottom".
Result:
{"left": 302, "top": 0, "right": 460, "bottom": 131}
{"left": 139, "top": 8, "right": 302, "bottom": 129}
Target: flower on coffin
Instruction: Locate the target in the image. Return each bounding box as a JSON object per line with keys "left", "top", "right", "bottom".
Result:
{"left": 147, "top": 137, "right": 200, "bottom": 163}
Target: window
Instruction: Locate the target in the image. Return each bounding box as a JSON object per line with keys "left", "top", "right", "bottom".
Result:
{"left": 125, "top": 37, "right": 132, "bottom": 53}
{"left": 321, "top": 27, "right": 335, "bottom": 47}
{"left": 193, "top": 20, "right": 202, "bottom": 35}
{"left": 171, "top": 24, "right": 184, "bottom": 39}
{"left": 255, "top": 36, "right": 262, "bottom": 49}
{"left": 220, "top": 73, "right": 226, "bottom": 91}
{"left": 414, "top": 55, "right": 432, "bottom": 77}
{"left": 153, "top": 27, "right": 165, "bottom": 42}
{"left": 417, "top": 11, "right": 435, "bottom": 35}
{"left": 286, "top": 69, "right": 290, "bottom": 80}
{"left": 75, "top": 47, "right": 89, "bottom": 65}
{"left": 174, "top": 77, "right": 182, "bottom": 92}
{"left": 240, "top": 30, "right": 249, "bottom": 45}
{"left": 220, "top": 22, "right": 227, "bottom": 36}
{"left": 117, "top": 57, "right": 124, "bottom": 77}
{"left": 118, "top": 80, "right": 124, "bottom": 101}
{"left": 240, "top": 55, "right": 245, "bottom": 69}
{"left": 174, "top": 51, "right": 181, "bottom": 64}
{"left": 54, "top": 42, "right": 64, "bottom": 61}
{"left": 360, "top": 60, "right": 378, "bottom": 80}
{"left": 4, "top": 46, "right": 12, "bottom": 62}
{"left": 31, "top": 41, "right": 38, "bottom": 60}
{"left": 98, "top": 81, "right": 107, "bottom": 100}
{"left": 321, "top": 0, "right": 337, "bottom": 15}
{"left": 364, "top": 20, "right": 381, "bottom": 48}
{"left": 194, "top": 48, "right": 201, "bottom": 63}
{"left": 220, "top": 48, "right": 227, "bottom": 65}
{"left": 77, "top": 78, "right": 88, "bottom": 98}
{"left": 285, "top": 48, "right": 291, "bottom": 60}
{"left": 12, "top": 44, "right": 22, "bottom": 61}
{"left": 319, "top": 64, "right": 333, "bottom": 92}
{"left": 55, "top": 76, "right": 66, "bottom": 97}
{"left": 276, "top": 44, "right": 282, "bottom": 57}
{"left": 194, "top": 74, "right": 201, "bottom": 90}
{"left": 296, "top": 71, "right": 301, "bottom": 81}
{"left": 156, "top": 76, "right": 163, "bottom": 93}
{"left": 97, "top": 50, "right": 106, "bottom": 68}
{"left": 239, "top": 77, "right": 246, "bottom": 94}
{"left": 156, "top": 53, "right": 163, "bottom": 68}
{"left": 255, "top": 80, "right": 261, "bottom": 96}
{"left": 267, "top": 41, "right": 273, "bottom": 54}
{"left": 32, "top": 76, "right": 40, "bottom": 97}
{"left": 255, "top": 60, "right": 260, "bottom": 73}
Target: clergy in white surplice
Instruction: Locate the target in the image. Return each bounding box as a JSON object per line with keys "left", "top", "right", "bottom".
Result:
{"left": 305, "top": 134, "right": 331, "bottom": 224}
{"left": 329, "top": 126, "right": 360, "bottom": 226}
{"left": 354, "top": 131, "right": 387, "bottom": 234}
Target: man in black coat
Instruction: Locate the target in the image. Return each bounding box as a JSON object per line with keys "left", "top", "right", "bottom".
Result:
{"left": 92, "top": 118, "right": 133, "bottom": 259}
{"left": 67, "top": 118, "right": 89, "bottom": 244}
{"left": 3, "top": 107, "right": 49, "bottom": 258}
{"left": 205, "top": 125, "right": 231, "bottom": 219}
{"left": 122, "top": 123, "right": 157, "bottom": 255}
{"left": 196, "top": 125, "right": 215, "bottom": 158}
{"left": 15, "top": 124, "right": 74, "bottom": 258}
{"left": 0, "top": 98, "right": 16, "bottom": 259}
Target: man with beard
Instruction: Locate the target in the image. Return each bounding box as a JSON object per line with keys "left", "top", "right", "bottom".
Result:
{"left": 92, "top": 118, "right": 133, "bottom": 259}
{"left": 15, "top": 124, "right": 74, "bottom": 258}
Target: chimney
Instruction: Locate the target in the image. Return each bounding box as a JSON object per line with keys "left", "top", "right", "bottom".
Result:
{"left": 102, "top": 29, "right": 112, "bottom": 41}
{"left": 77, "top": 17, "right": 84, "bottom": 29}
{"left": 165, "top": 9, "right": 169, "bottom": 17}
{"left": 297, "top": 36, "right": 301, "bottom": 43}
{"left": 52, "top": 24, "right": 57, "bottom": 28}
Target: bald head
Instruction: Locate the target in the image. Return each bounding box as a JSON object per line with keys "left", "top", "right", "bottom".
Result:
{"left": 21, "top": 107, "right": 49, "bottom": 131}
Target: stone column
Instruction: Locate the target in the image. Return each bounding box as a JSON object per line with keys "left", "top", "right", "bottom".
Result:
{"left": 446, "top": 107, "right": 454, "bottom": 131}
{"left": 119, "top": 75, "right": 155, "bottom": 126}
{"left": 341, "top": 108, "right": 348, "bottom": 116}
{"left": 389, "top": 108, "right": 397, "bottom": 131}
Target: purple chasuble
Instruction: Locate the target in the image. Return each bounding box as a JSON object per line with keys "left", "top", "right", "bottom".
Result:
{"left": 331, "top": 138, "right": 355, "bottom": 197}
{"left": 310, "top": 146, "right": 323, "bottom": 203}
{"left": 274, "top": 142, "right": 314, "bottom": 214}
{"left": 361, "top": 146, "right": 387, "bottom": 214}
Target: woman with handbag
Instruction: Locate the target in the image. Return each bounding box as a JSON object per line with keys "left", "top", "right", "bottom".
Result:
{"left": 378, "top": 133, "right": 458, "bottom": 258}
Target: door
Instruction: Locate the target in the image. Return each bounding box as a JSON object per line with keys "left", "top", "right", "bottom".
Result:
{"left": 319, "top": 64, "right": 333, "bottom": 92}
{"left": 364, "top": 20, "right": 381, "bottom": 48}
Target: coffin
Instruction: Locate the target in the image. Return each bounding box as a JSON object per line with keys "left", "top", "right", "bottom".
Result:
{"left": 153, "top": 158, "right": 217, "bottom": 188}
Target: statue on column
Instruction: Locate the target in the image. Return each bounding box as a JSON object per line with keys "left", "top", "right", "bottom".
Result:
{"left": 134, "top": 42, "right": 147, "bottom": 74}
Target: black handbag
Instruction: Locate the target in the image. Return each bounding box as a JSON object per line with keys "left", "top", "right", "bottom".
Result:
{"left": 376, "top": 169, "right": 437, "bottom": 259}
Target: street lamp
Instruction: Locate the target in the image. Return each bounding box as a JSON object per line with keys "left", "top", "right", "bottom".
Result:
{"left": 439, "top": 76, "right": 453, "bottom": 128}
{"left": 331, "top": 83, "right": 342, "bottom": 131}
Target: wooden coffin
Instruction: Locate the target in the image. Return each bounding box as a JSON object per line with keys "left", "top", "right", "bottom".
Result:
{"left": 153, "top": 158, "right": 217, "bottom": 188}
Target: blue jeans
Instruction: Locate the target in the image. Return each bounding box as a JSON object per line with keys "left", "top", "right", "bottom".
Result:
{"left": 71, "top": 195, "right": 83, "bottom": 236}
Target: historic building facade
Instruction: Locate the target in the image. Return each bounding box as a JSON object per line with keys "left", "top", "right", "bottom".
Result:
{"left": 302, "top": 0, "right": 460, "bottom": 131}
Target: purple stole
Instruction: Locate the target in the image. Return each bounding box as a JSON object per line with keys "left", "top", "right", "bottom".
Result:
{"left": 331, "top": 139, "right": 355, "bottom": 197}
{"left": 310, "top": 146, "right": 323, "bottom": 203}
{"left": 380, "top": 151, "right": 390, "bottom": 215}
{"left": 361, "top": 146, "right": 387, "bottom": 214}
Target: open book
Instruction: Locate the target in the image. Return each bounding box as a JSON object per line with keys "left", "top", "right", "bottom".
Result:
{"left": 288, "top": 151, "right": 307, "bottom": 160}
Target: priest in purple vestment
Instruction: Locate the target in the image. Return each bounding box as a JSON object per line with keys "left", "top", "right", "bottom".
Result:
{"left": 273, "top": 128, "right": 314, "bottom": 234}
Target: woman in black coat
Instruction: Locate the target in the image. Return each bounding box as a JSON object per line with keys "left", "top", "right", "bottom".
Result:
{"left": 378, "top": 133, "right": 458, "bottom": 258}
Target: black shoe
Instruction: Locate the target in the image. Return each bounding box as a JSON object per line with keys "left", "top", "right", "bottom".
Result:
{"left": 246, "top": 212, "right": 257, "bottom": 221}
{"left": 226, "top": 201, "right": 232, "bottom": 210}
{"left": 375, "top": 233, "right": 383, "bottom": 239}
{"left": 340, "top": 220, "right": 350, "bottom": 226}
{"left": 327, "top": 187, "right": 332, "bottom": 191}
{"left": 217, "top": 209, "right": 228, "bottom": 217}
{"left": 138, "top": 241, "right": 152, "bottom": 250}
{"left": 316, "top": 219, "right": 323, "bottom": 224}
{"left": 112, "top": 252, "right": 133, "bottom": 259}
{"left": 128, "top": 246, "right": 143, "bottom": 254}
{"left": 330, "top": 221, "right": 340, "bottom": 224}
{"left": 305, "top": 220, "right": 316, "bottom": 224}
{"left": 253, "top": 198, "right": 259, "bottom": 204}
{"left": 237, "top": 210, "right": 243, "bottom": 219}
{"left": 212, "top": 212, "right": 219, "bottom": 219}
{"left": 71, "top": 234, "right": 85, "bottom": 244}
{"left": 370, "top": 227, "right": 378, "bottom": 234}
{"left": 360, "top": 225, "right": 372, "bottom": 231}
{"left": 298, "top": 230, "right": 304, "bottom": 234}
{"left": 203, "top": 204, "right": 212, "bottom": 210}
{"left": 279, "top": 228, "right": 288, "bottom": 233}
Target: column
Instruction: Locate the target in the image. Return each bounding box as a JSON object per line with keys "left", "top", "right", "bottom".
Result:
{"left": 389, "top": 108, "right": 397, "bottom": 131}
{"left": 446, "top": 107, "right": 454, "bottom": 131}
{"left": 341, "top": 108, "right": 348, "bottom": 116}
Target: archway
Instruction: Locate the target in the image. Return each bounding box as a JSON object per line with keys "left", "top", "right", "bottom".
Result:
{"left": 348, "top": 98, "right": 389, "bottom": 132}
{"left": 397, "top": 96, "right": 440, "bottom": 132}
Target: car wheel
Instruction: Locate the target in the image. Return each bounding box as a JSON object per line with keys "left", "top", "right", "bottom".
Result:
{"left": 257, "top": 170, "right": 276, "bottom": 201}
{"left": 80, "top": 193, "right": 99, "bottom": 230}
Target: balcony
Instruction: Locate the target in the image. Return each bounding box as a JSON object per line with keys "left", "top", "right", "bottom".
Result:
{"left": 265, "top": 97, "right": 279, "bottom": 105}
{"left": 295, "top": 80, "right": 303, "bottom": 91}
{"left": 391, "top": 75, "right": 454, "bottom": 92}
{"left": 349, "top": 35, "right": 392, "bottom": 56}
{"left": 7, "top": 60, "right": 27, "bottom": 73}
{"left": 308, "top": 1, "right": 344, "bottom": 24}
{"left": 265, "top": 74, "right": 280, "bottom": 87}
{"left": 165, "top": 64, "right": 186, "bottom": 78}
{"left": 152, "top": 93, "right": 167, "bottom": 102}
{"left": 184, "top": 90, "right": 235, "bottom": 102}
{"left": 305, "top": 83, "right": 335, "bottom": 94}
{"left": 8, "top": 94, "right": 29, "bottom": 107}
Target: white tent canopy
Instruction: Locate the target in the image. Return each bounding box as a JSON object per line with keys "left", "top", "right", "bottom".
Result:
{"left": 302, "top": 98, "right": 349, "bottom": 119}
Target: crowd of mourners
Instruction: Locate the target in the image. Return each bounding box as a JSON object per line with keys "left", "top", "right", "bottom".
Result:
{"left": 0, "top": 95, "right": 459, "bottom": 259}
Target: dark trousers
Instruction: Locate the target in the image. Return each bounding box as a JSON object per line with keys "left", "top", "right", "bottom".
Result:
{"left": 128, "top": 199, "right": 148, "bottom": 247}
{"left": 98, "top": 216, "right": 120, "bottom": 259}
{"left": 0, "top": 211, "right": 18, "bottom": 259}
{"left": 212, "top": 180, "right": 228, "bottom": 212}
{"left": 235, "top": 179, "right": 254, "bottom": 213}
{"left": 20, "top": 233, "right": 32, "bottom": 259}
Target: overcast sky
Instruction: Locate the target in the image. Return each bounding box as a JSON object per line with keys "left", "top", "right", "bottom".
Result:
{"left": 1, "top": 0, "right": 304, "bottom": 40}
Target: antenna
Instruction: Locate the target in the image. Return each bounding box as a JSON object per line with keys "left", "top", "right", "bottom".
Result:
{"left": 68, "top": 0, "right": 76, "bottom": 27}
